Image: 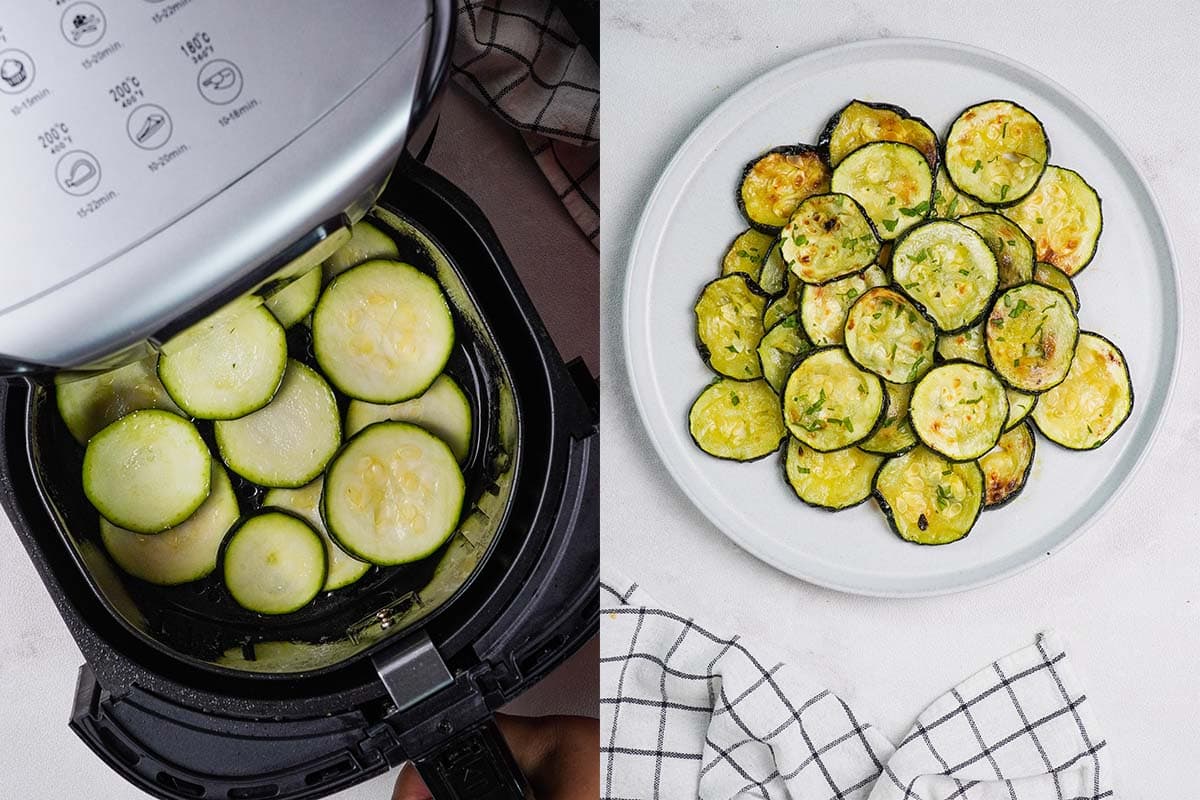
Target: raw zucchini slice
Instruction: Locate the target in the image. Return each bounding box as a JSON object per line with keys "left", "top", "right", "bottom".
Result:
{"left": 265, "top": 478, "right": 370, "bottom": 592}
{"left": 757, "top": 240, "right": 793, "bottom": 297}
{"left": 738, "top": 145, "right": 831, "bottom": 232}
{"left": 932, "top": 167, "right": 985, "bottom": 219}
{"left": 214, "top": 360, "right": 341, "bottom": 487}
{"left": 980, "top": 423, "right": 1035, "bottom": 508}
{"left": 944, "top": 100, "right": 1048, "bottom": 205}
{"left": 830, "top": 142, "right": 933, "bottom": 240}
{"left": 1005, "top": 389, "right": 1037, "bottom": 431}
{"left": 936, "top": 324, "right": 987, "bottom": 364}
{"left": 763, "top": 281, "right": 800, "bottom": 331}
{"left": 323, "top": 422, "right": 466, "bottom": 565}
{"left": 820, "top": 99, "right": 939, "bottom": 169}
{"left": 56, "top": 356, "right": 182, "bottom": 444}
{"left": 782, "top": 348, "right": 884, "bottom": 452}
{"left": 757, "top": 316, "right": 812, "bottom": 393}
{"left": 891, "top": 220, "right": 998, "bottom": 332}
{"left": 1031, "top": 332, "right": 1132, "bottom": 450}
{"left": 324, "top": 220, "right": 400, "bottom": 279}
{"left": 721, "top": 228, "right": 776, "bottom": 283}
{"left": 780, "top": 193, "right": 880, "bottom": 284}
{"left": 101, "top": 464, "right": 239, "bottom": 586}
{"left": 984, "top": 283, "right": 1079, "bottom": 392}
{"left": 265, "top": 267, "right": 322, "bottom": 328}
{"left": 345, "top": 374, "right": 473, "bottom": 463}
{"left": 800, "top": 265, "right": 888, "bottom": 347}
{"left": 859, "top": 380, "right": 918, "bottom": 456}
{"left": 688, "top": 378, "right": 786, "bottom": 462}
{"left": 83, "top": 410, "right": 211, "bottom": 534}
{"left": 874, "top": 447, "right": 984, "bottom": 545}
{"left": 223, "top": 510, "right": 327, "bottom": 615}
{"left": 158, "top": 305, "right": 288, "bottom": 420}
{"left": 843, "top": 287, "right": 936, "bottom": 384}
{"left": 313, "top": 260, "right": 455, "bottom": 403}
{"left": 910, "top": 362, "right": 1008, "bottom": 462}
{"left": 694, "top": 274, "right": 769, "bottom": 380}
{"left": 1033, "top": 262, "right": 1079, "bottom": 312}
{"left": 959, "top": 212, "right": 1035, "bottom": 290}
{"left": 1004, "top": 166, "right": 1102, "bottom": 276}
{"left": 783, "top": 438, "right": 884, "bottom": 511}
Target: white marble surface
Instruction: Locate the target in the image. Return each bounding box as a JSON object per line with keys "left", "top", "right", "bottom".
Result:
{"left": 601, "top": 0, "right": 1199, "bottom": 791}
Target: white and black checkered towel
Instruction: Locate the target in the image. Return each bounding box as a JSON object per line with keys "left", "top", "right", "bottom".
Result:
{"left": 601, "top": 574, "right": 1114, "bottom": 800}
{"left": 452, "top": 0, "right": 600, "bottom": 247}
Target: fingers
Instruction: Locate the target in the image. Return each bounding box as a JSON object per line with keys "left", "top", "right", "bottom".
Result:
{"left": 391, "top": 764, "right": 432, "bottom": 800}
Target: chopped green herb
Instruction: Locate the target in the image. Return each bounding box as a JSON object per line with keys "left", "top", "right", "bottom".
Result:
{"left": 946, "top": 196, "right": 960, "bottom": 217}
{"left": 959, "top": 396, "right": 983, "bottom": 405}
{"left": 725, "top": 344, "right": 739, "bottom": 353}
{"left": 1008, "top": 299, "right": 1031, "bottom": 318}
{"left": 935, "top": 484, "right": 953, "bottom": 510}
{"left": 913, "top": 248, "right": 929, "bottom": 264}
{"left": 781, "top": 316, "right": 798, "bottom": 328}
{"left": 999, "top": 184, "right": 1010, "bottom": 201}
{"left": 882, "top": 218, "right": 899, "bottom": 232}
{"left": 804, "top": 388, "right": 826, "bottom": 416}
{"left": 796, "top": 467, "right": 811, "bottom": 474}
{"left": 972, "top": 159, "right": 983, "bottom": 174}
{"left": 794, "top": 234, "right": 808, "bottom": 246}
{"left": 1001, "top": 121, "right": 1009, "bottom": 139}
{"left": 736, "top": 249, "right": 750, "bottom": 259}
{"left": 730, "top": 393, "right": 740, "bottom": 406}
{"left": 959, "top": 268, "right": 971, "bottom": 276}
{"left": 899, "top": 201, "right": 930, "bottom": 218}
{"left": 1035, "top": 216, "right": 1044, "bottom": 224}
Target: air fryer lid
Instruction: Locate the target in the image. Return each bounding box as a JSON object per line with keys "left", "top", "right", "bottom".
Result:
{"left": 0, "top": 1, "right": 445, "bottom": 371}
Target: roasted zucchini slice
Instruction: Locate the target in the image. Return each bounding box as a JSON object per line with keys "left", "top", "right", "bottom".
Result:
{"left": 1031, "top": 332, "right": 1133, "bottom": 450}
{"left": 932, "top": 167, "right": 986, "bottom": 219}
{"left": 874, "top": 446, "right": 984, "bottom": 545}
{"left": 936, "top": 324, "right": 987, "bottom": 364}
{"left": 757, "top": 315, "right": 813, "bottom": 392}
{"left": 843, "top": 287, "right": 936, "bottom": 383}
{"left": 1005, "top": 166, "right": 1102, "bottom": 276}
{"left": 944, "top": 100, "right": 1048, "bottom": 206}
{"left": 781, "top": 347, "right": 885, "bottom": 451}
{"left": 820, "top": 99, "right": 939, "bottom": 170}
{"left": 721, "top": 228, "right": 776, "bottom": 283}
{"left": 780, "top": 193, "right": 879, "bottom": 284}
{"left": 859, "top": 381, "right": 918, "bottom": 456}
{"left": 891, "top": 220, "right": 998, "bottom": 332}
{"left": 783, "top": 438, "right": 884, "bottom": 510}
{"left": 800, "top": 265, "right": 887, "bottom": 347}
{"left": 694, "top": 274, "right": 770, "bottom": 380}
{"left": 1033, "top": 261, "right": 1079, "bottom": 312}
{"left": 984, "top": 283, "right": 1079, "bottom": 392}
{"left": 910, "top": 362, "right": 1008, "bottom": 461}
{"left": 959, "top": 212, "right": 1035, "bottom": 290}
{"left": 738, "top": 145, "right": 831, "bottom": 232}
{"left": 1005, "top": 389, "right": 1036, "bottom": 431}
{"left": 757, "top": 239, "right": 793, "bottom": 297}
{"left": 763, "top": 284, "right": 799, "bottom": 331}
{"left": 979, "top": 422, "right": 1036, "bottom": 508}
{"left": 830, "top": 142, "right": 933, "bottom": 240}
{"left": 689, "top": 378, "right": 786, "bottom": 461}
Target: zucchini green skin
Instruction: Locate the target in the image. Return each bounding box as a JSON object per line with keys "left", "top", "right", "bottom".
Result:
{"left": 979, "top": 422, "right": 1036, "bottom": 509}
{"left": 843, "top": 287, "right": 936, "bottom": 384}
{"left": 694, "top": 274, "right": 771, "bottom": 380}
{"left": 891, "top": 220, "right": 999, "bottom": 334}
{"left": 983, "top": 283, "right": 1079, "bottom": 393}
{"left": 819, "top": 99, "right": 939, "bottom": 171}
{"left": 1030, "top": 331, "right": 1133, "bottom": 451}
{"left": 830, "top": 141, "right": 934, "bottom": 241}
{"left": 781, "top": 347, "right": 886, "bottom": 452}
{"left": 943, "top": 99, "right": 1049, "bottom": 207}
{"left": 909, "top": 360, "right": 1008, "bottom": 462}
{"left": 1005, "top": 165, "right": 1103, "bottom": 277}
{"left": 959, "top": 212, "right": 1035, "bottom": 291}
{"left": 859, "top": 380, "right": 918, "bottom": 456}
{"left": 782, "top": 437, "right": 883, "bottom": 511}
{"left": 688, "top": 378, "right": 787, "bottom": 463}
{"left": 780, "top": 193, "right": 880, "bottom": 284}
{"left": 873, "top": 446, "right": 985, "bottom": 545}
{"left": 738, "top": 144, "right": 831, "bottom": 233}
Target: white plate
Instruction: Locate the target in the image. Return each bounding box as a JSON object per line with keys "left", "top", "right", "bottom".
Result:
{"left": 622, "top": 38, "right": 1180, "bottom": 597}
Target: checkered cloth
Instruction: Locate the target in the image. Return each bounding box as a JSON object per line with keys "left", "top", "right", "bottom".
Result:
{"left": 601, "top": 574, "right": 1115, "bottom": 800}
{"left": 452, "top": 0, "right": 600, "bottom": 247}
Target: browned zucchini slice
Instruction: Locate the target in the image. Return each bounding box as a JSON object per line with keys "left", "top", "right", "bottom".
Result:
{"left": 1033, "top": 261, "right": 1080, "bottom": 312}
{"left": 782, "top": 347, "right": 885, "bottom": 452}
{"left": 891, "top": 220, "right": 998, "bottom": 332}
{"left": 821, "top": 99, "right": 939, "bottom": 169}
{"left": 738, "top": 145, "right": 831, "bottom": 232}
{"left": 936, "top": 324, "right": 987, "bottom": 364}
{"left": 694, "top": 274, "right": 770, "bottom": 380}
{"left": 1004, "top": 389, "right": 1037, "bottom": 431}
{"left": 780, "top": 193, "right": 880, "bottom": 284}
{"left": 959, "top": 212, "right": 1035, "bottom": 290}
{"left": 980, "top": 423, "right": 1036, "bottom": 508}
{"left": 688, "top": 378, "right": 786, "bottom": 462}
{"left": 799, "top": 265, "right": 887, "bottom": 347}
{"left": 721, "top": 228, "right": 776, "bottom": 283}
{"left": 874, "top": 446, "right": 984, "bottom": 545}
{"left": 944, "top": 100, "right": 1048, "bottom": 205}
{"left": 932, "top": 166, "right": 986, "bottom": 219}
{"left": 1030, "top": 332, "right": 1133, "bottom": 450}
{"left": 763, "top": 281, "right": 799, "bottom": 331}
{"left": 984, "top": 283, "right": 1079, "bottom": 392}
{"left": 757, "top": 315, "right": 812, "bottom": 393}
{"left": 843, "top": 287, "right": 936, "bottom": 383}
{"left": 910, "top": 362, "right": 1008, "bottom": 461}
{"left": 784, "top": 438, "right": 884, "bottom": 510}
{"left": 859, "top": 381, "right": 918, "bottom": 456}
{"left": 1005, "top": 166, "right": 1102, "bottom": 276}
{"left": 830, "top": 142, "right": 933, "bottom": 240}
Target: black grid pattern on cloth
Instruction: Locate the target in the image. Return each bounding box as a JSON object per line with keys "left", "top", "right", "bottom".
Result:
{"left": 600, "top": 573, "right": 1116, "bottom": 800}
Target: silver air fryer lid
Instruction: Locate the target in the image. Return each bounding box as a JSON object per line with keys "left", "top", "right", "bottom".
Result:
{"left": 0, "top": 0, "right": 450, "bottom": 372}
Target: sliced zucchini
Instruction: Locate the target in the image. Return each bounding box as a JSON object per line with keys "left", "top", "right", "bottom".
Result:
{"left": 783, "top": 438, "right": 884, "bottom": 510}
{"left": 56, "top": 356, "right": 182, "bottom": 444}
{"left": 1004, "top": 166, "right": 1102, "bottom": 276}
{"left": 800, "top": 264, "right": 888, "bottom": 347}
{"left": 214, "top": 360, "right": 341, "bottom": 487}
{"left": 1031, "top": 332, "right": 1132, "bottom": 450}
{"left": 763, "top": 281, "right": 800, "bottom": 330}
{"left": 265, "top": 478, "right": 370, "bottom": 592}
{"left": 158, "top": 305, "right": 288, "bottom": 420}
{"left": 688, "top": 378, "right": 786, "bottom": 462}
{"left": 980, "top": 423, "right": 1036, "bottom": 508}
{"left": 782, "top": 348, "right": 884, "bottom": 452}
{"left": 932, "top": 167, "right": 986, "bottom": 219}
{"left": 780, "top": 193, "right": 880, "bottom": 284}
{"left": 223, "top": 510, "right": 327, "bottom": 615}
{"left": 694, "top": 274, "right": 769, "bottom": 380}
{"left": 1033, "top": 261, "right": 1079, "bottom": 312}
{"left": 843, "top": 287, "right": 936, "bottom": 383}
{"left": 1005, "top": 389, "right": 1037, "bottom": 431}
{"left": 891, "top": 220, "right": 998, "bottom": 332}
{"left": 910, "top": 362, "right": 1008, "bottom": 461}
{"left": 820, "top": 99, "right": 939, "bottom": 169}
{"left": 984, "top": 283, "right": 1079, "bottom": 392}
{"left": 874, "top": 447, "right": 984, "bottom": 545}
{"left": 265, "top": 267, "right": 322, "bottom": 328}
{"left": 323, "top": 422, "right": 466, "bottom": 565}
{"left": 324, "top": 220, "right": 400, "bottom": 279}
{"left": 757, "top": 316, "right": 812, "bottom": 393}
{"left": 345, "top": 374, "right": 473, "bottom": 463}
{"left": 830, "top": 142, "right": 933, "bottom": 240}
{"left": 83, "top": 410, "right": 211, "bottom": 534}
{"left": 859, "top": 381, "right": 918, "bottom": 456}
{"left": 757, "top": 240, "right": 793, "bottom": 297}
{"left": 959, "top": 212, "right": 1035, "bottom": 290}
{"left": 944, "top": 100, "right": 1048, "bottom": 205}
{"left": 738, "top": 145, "right": 831, "bottom": 232}
{"left": 313, "top": 260, "right": 455, "bottom": 403}
{"left": 721, "top": 228, "right": 776, "bottom": 283}
{"left": 936, "top": 324, "right": 987, "bottom": 364}
{"left": 101, "top": 463, "right": 239, "bottom": 586}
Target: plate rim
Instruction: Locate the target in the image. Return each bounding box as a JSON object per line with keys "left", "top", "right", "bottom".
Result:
{"left": 620, "top": 36, "right": 1182, "bottom": 598}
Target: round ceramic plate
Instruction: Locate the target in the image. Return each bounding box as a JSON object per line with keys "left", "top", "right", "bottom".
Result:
{"left": 623, "top": 38, "right": 1179, "bottom": 597}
